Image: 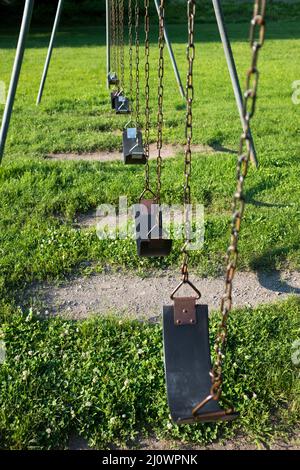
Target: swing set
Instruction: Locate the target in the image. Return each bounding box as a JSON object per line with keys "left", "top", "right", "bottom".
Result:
{"left": 0, "top": 0, "right": 267, "bottom": 424}
{"left": 107, "top": 0, "right": 267, "bottom": 423}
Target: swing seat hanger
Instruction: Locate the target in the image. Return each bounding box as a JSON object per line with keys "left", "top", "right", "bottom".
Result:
{"left": 107, "top": 71, "right": 119, "bottom": 87}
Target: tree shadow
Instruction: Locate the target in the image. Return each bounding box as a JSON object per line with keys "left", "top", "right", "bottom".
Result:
{"left": 208, "top": 140, "right": 237, "bottom": 155}
{"left": 1, "top": 19, "right": 300, "bottom": 50}
{"left": 245, "top": 180, "right": 291, "bottom": 209}
{"left": 249, "top": 199, "right": 289, "bottom": 209}
{"left": 250, "top": 246, "right": 300, "bottom": 295}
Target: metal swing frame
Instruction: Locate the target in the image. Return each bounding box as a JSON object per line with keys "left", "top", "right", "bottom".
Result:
{"left": 0, "top": 0, "right": 34, "bottom": 161}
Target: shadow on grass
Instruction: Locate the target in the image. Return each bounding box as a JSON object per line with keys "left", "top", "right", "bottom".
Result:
{"left": 250, "top": 246, "right": 300, "bottom": 295}
{"left": 1, "top": 20, "right": 300, "bottom": 51}
{"left": 246, "top": 180, "right": 291, "bottom": 209}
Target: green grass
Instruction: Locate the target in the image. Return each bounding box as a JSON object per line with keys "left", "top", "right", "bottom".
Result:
{"left": 0, "top": 297, "right": 299, "bottom": 449}
{"left": 0, "top": 21, "right": 300, "bottom": 303}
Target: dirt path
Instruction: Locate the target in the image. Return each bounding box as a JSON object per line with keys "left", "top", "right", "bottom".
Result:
{"left": 28, "top": 269, "right": 300, "bottom": 320}
{"left": 68, "top": 430, "right": 300, "bottom": 450}
{"left": 46, "top": 143, "right": 226, "bottom": 163}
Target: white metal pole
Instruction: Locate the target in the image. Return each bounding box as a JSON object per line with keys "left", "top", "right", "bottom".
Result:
{"left": 212, "top": 0, "right": 258, "bottom": 166}
{"left": 153, "top": 0, "right": 185, "bottom": 99}
{"left": 0, "top": 0, "right": 35, "bottom": 162}
{"left": 36, "top": 0, "right": 64, "bottom": 105}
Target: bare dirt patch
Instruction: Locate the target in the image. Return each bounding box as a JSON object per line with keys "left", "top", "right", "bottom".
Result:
{"left": 27, "top": 269, "right": 300, "bottom": 320}
{"left": 46, "top": 143, "right": 220, "bottom": 163}
{"left": 68, "top": 430, "right": 300, "bottom": 450}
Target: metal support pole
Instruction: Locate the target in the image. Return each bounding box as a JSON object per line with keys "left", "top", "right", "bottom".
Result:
{"left": 0, "top": 0, "right": 35, "bottom": 162}
{"left": 36, "top": 0, "right": 64, "bottom": 105}
{"left": 153, "top": 0, "right": 185, "bottom": 99}
{"left": 212, "top": 0, "right": 257, "bottom": 166}
{"left": 106, "top": 0, "right": 111, "bottom": 89}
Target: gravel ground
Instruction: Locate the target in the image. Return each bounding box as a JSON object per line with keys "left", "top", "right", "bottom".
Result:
{"left": 26, "top": 269, "right": 300, "bottom": 451}
{"left": 46, "top": 143, "right": 228, "bottom": 163}
{"left": 26, "top": 269, "right": 300, "bottom": 320}
{"left": 68, "top": 431, "right": 300, "bottom": 451}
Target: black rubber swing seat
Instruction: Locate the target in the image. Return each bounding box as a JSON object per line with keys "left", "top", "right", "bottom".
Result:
{"left": 163, "top": 304, "right": 238, "bottom": 424}
{"left": 111, "top": 91, "right": 118, "bottom": 110}
{"left": 135, "top": 199, "right": 172, "bottom": 257}
{"left": 122, "top": 128, "right": 147, "bottom": 164}
{"left": 108, "top": 72, "right": 119, "bottom": 87}
{"left": 115, "top": 94, "right": 131, "bottom": 114}
{"left": 137, "top": 238, "right": 173, "bottom": 257}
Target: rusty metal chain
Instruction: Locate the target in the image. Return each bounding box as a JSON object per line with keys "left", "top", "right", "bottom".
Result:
{"left": 116, "top": 0, "right": 120, "bottom": 88}
{"left": 135, "top": 0, "right": 140, "bottom": 127}
{"left": 144, "top": 0, "right": 151, "bottom": 192}
{"left": 156, "top": 0, "right": 165, "bottom": 204}
{"left": 128, "top": 0, "right": 133, "bottom": 105}
{"left": 111, "top": 0, "right": 117, "bottom": 74}
{"left": 119, "top": 0, "right": 125, "bottom": 91}
{"left": 181, "top": 0, "right": 196, "bottom": 285}
{"left": 208, "top": 0, "right": 267, "bottom": 409}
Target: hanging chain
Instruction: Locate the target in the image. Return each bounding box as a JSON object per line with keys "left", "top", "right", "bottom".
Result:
{"left": 135, "top": 0, "right": 140, "bottom": 128}
{"left": 156, "top": 0, "right": 165, "bottom": 204}
{"left": 144, "top": 0, "right": 151, "bottom": 191}
{"left": 181, "top": 0, "right": 196, "bottom": 284}
{"left": 128, "top": 0, "right": 133, "bottom": 105}
{"left": 208, "top": 0, "right": 267, "bottom": 406}
{"left": 111, "top": 0, "right": 117, "bottom": 74}
{"left": 119, "top": 0, "right": 125, "bottom": 90}
{"left": 116, "top": 0, "right": 120, "bottom": 88}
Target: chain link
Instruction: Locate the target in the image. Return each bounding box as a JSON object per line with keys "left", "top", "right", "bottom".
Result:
{"left": 156, "top": 0, "right": 165, "bottom": 204}
{"left": 209, "top": 0, "right": 267, "bottom": 407}
{"left": 181, "top": 0, "right": 196, "bottom": 284}
{"left": 144, "top": 0, "right": 151, "bottom": 191}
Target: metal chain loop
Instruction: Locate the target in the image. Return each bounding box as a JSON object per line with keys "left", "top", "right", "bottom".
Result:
{"left": 116, "top": 0, "right": 120, "bottom": 88}
{"left": 209, "top": 0, "right": 267, "bottom": 406}
{"left": 119, "top": 0, "right": 125, "bottom": 91}
{"left": 135, "top": 0, "right": 140, "bottom": 128}
{"left": 156, "top": 0, "right": 165, "bottom": 204}
{"left": 144, "top": 0, "right": 151, "bottom": 192}
{"left": 111, "top": 0, "right": 117, "bottom": 74}
{"left": 128, "top": 0, "right": 133, "bottom": 105}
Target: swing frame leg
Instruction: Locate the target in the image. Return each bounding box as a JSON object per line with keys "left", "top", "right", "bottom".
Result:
{"left": 36, "top": 0, "right": 64, "bottom": 105}
{"left": 153, "top": 0, "right": 185, "bottom": 99}
{"left": 0, "top": 0, "right": 35, "bottom": 163}
{"left": 212, "top": 0, "right": 258, "bottom": 167}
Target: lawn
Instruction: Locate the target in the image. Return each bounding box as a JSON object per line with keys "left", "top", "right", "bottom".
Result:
{"left": 0, "top": 298, "right": 299, "bottom": 449}
{"left": 0, "top": 11, "right": 299, "bottom": 449}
